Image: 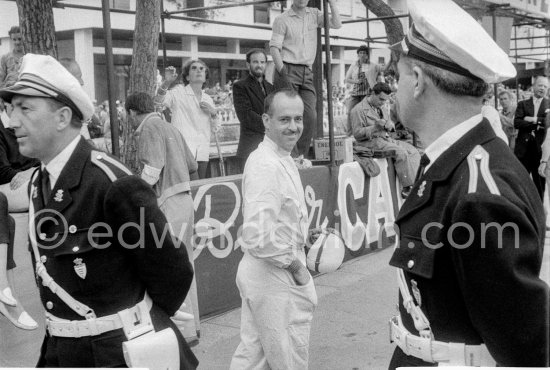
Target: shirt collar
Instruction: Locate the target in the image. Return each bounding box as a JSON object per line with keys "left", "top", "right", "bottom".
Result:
{"left": 262, "top": 135, "right": 292, "bottom": 158}
{"left": 43, "top": 135, "right": 81, "bottom": 188}
{"left": 288, "top": 6, "right": 312, "bottom": 16}
{"left": 424, "top": 114, "right": 482, "bottom": 171}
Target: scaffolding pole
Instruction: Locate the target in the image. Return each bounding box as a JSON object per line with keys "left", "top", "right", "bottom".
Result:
{"left": 101, "top": 0, "right": 120, "bottom": 157}
{"left": 323, "top": 0, "right": 335, "bottom": 166}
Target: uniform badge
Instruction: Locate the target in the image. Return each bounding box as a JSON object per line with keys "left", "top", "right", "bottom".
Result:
{"left": 411, "top": 279, "right": 422, "bottom": 306}
{"left": 54, "top": 190, "right": 64, "bottom": 202}
{"left": 73, "top": 258, "right": 87, "bottom": 279}
{"left": 417, "top": 181, "right": 426, "bottom": 197}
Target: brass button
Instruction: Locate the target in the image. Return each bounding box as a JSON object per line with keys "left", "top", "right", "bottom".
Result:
{"left": 96, "top": 155, "right": 103, "bottom": 160}
{"left": 69, "top": 225, "right": 77, "bottom": 234}
{"left": 72, "top": 246, "right": 80, "bottom": 252}
{"left": 46, "top": 301, "right": 53, "bottom": 310}
{"left": 407, "top": 260, "right": 415, "bottom": 269}
{"left": 39, "top": 233, "right": 46, "bottom": 240}
{"left": 40, "top": 255, "right": 47, "bottom": 263}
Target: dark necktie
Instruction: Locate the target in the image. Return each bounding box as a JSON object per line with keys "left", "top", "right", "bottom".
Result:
{"left": 41, "top": 168, "right": 51, "bottom": 205}
{"left": 414, "top": 154, "right": 430, "bottom": 183}
{"left": 377, "top": 107, "right": 383, "bottom": 118}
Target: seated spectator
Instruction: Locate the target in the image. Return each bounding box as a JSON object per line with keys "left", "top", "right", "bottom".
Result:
{"left": 351, "top": 82, "right": 420, "bottom": 197}
{"left": 0, "top": 192, "right": 37, "bottom": 330}
{"left": 0, "top": 101, "right": 39, "bottom": 211}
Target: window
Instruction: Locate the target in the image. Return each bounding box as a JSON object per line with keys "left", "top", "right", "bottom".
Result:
{"left": 254, "top": 4, "right": 270, "bottom": 24}
{"left": 109, "top": 0, "right": 130, "bottom": 10}
{"left": 378, "top": 56, "right": 385, "bottom": 65}
{"left": 187, "top": 0, "right": 207, "bottom": 18}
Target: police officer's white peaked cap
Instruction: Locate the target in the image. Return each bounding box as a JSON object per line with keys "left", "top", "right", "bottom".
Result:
{"left": 0, "top": 54, "right": 94, "bottom": 121}
{"left": 393, "top": 0, "right": 516, "bottom": 84}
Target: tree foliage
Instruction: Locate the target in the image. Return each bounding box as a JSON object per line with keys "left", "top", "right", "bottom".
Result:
{"left": 16, "top": 0, "right": 58, "bottom": 57}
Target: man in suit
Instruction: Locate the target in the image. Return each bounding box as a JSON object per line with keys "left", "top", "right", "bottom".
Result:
{"left": 0, "top": 54, "right": 198, "bottom": 369}
{"left": 350, "top": 82, "right": 420, "bottom": 197}
{"left": 514, "top": 75, "right": 549, "bottom": 199}
{"left": 233, "top": 49, "right": 274, "bottom": 172}
{"left": 388, "top": 0, "right": 548, "bottom": 368}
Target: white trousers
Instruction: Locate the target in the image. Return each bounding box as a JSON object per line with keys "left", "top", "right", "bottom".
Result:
{"left": 230, "top": 253, "right": 317, "bottom": 370}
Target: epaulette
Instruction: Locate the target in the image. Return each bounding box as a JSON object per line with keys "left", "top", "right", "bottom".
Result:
{"left": 466, "top": 145, "right": 500, "bottom": 196}
{"left": 90, "top": 150, "right": 132, "bottom": 182}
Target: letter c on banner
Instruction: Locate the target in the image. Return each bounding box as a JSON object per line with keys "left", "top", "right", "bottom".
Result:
{"left": 337, "top": 162, "right": 367, "bottom": 251}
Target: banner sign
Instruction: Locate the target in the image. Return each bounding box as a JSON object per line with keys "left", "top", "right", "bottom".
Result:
{"left": 191, "top": 159, "right": 401, "bottom": 318}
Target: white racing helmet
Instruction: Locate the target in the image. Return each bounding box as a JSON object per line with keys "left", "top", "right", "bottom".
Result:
{"left": 306, "top": 228, "right": 346, "bottom": 273}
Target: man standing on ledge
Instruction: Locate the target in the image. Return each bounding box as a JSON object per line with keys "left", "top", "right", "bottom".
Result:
{"left": 230, "top": 89, "right": 317, "bottom": 370}
{"left": 233, "top": 48, "right": 275, "bottom": 172}
{"left": 1, "top": 54, "right": 198, "bottom": 369}
{"left": 270, "top": 0, "right": 341, "bottom": 157}
{"left": 388, "top": 0, "right": 548, "bottom": 367}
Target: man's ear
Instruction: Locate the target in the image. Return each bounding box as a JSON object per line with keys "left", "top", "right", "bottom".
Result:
{"left": 57, "top": 106, "right": 74, "bottom": 130}
{"left": 412, "top": 65, "right": 426, "bottom": 99}
{"left": 262, "top": 113, "right": 270, "bottom": 131}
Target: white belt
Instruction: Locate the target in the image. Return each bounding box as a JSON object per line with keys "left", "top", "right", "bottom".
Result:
{"left": 46, "top": 294, "right": 153, "bottom": 338}
{"left": 389, "top": 315, "right": 496, "bottom": 366}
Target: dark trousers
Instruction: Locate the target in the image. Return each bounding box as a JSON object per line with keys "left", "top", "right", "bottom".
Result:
{"left": 273, "top": 63, "right": 317, "bottom": 158}
{"left": 0, "top": 192, "right": 15, "bottom": 270}
{"left": 388, "top": 346, "right": 437, "bottom": 369}
{"left": 197, "top": 161, "right": 209, "bottom": 179}
{"left": 517, "top": 153, "right": 545, "bottom": 199}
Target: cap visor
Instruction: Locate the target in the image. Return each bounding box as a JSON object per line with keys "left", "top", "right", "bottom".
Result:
{"left": 0, "top": 85, "right": 52, "bottom": 103}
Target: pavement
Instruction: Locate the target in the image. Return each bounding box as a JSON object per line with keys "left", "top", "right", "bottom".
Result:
{"left": 1, "top": 213, "right": 549, "bottom": 369}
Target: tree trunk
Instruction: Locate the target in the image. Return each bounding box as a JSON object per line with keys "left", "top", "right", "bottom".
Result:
{"left": 16, "top": 0, "right": 57, "bottom": 58}
{"left": 128, "top": 0, "right": 160, "bottom": 96}
{"left": 123, "top": 0, "right": 161, "bottom": 171}
{"left": 361, "top": 0, "right": 404, "bottom": 72}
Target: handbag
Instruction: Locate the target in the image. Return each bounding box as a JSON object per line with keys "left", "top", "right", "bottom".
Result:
{"left": 118, "top": 297, "right": 180, "bottom": 370}
{"left": 122, "top": 328, "right": 180, "bottom": 370}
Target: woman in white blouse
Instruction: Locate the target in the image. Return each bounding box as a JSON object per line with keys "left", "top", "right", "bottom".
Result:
{"left": 156, "top": 59, "right": 220, "bottom": 178}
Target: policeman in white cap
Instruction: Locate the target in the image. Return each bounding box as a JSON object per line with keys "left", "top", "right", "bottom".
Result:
{"left": 0, "top": 54, "right": 198, "bottom": 368}
{"left": 388, "top": 0, "right": 549, "bottom": 367}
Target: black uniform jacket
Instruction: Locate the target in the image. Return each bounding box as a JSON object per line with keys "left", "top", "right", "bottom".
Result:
{"left": 31, "top": 138, "right": 198, "bottom": 369}
{"left": 390, "top": 119, "right": 549, "bottom": 366}
{"left": 513, "top": 96, "right": 550, "bottom": 159}
{"left": 233, "top": 74, "right": 274, "bottom": 159}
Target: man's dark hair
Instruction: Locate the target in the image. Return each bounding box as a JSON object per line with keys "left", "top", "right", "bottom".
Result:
{"left": 47, "top": 99, "right": 83, "bottom": 128}
{"left": 372, "top": 82, "right": 392, "bottom": 95}
{"left": 264, "top": 89, "right": 301, "bottom": 115}
{"left": 125, "top": 92, "right": 155, "bottom": 115}
{"left": 246, "top": 48, "right": 267, "bottom": 63}
{"left": 357, "top": 45, "right": 369, "bottom": 55}
{"left": 8, "top": 26, "right": 20, "bottom": 37}
{"left": 181, "top": 59, "right": 209, "bottom": 86}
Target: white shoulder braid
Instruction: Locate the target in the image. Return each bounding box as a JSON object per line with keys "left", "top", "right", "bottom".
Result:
{"left": 466, "top": 145, "right": 500, "bottom": 195}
